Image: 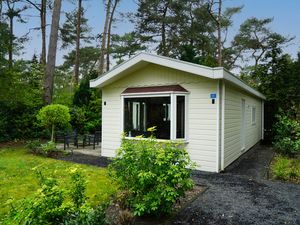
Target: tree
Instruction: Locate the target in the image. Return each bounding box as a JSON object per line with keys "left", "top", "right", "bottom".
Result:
{"left": 232, "top": 17, "right": 292, "bottom": 68}
{"left": 106, "top": 0, "right": 120, "bottom": 71}
{"left": 4, "top": 0, "right": 27, "bottom": 68}
{"left": 98, "top": 0, "right": 111, "bottom": 74}
{"left": 206, "top": 0, "right": 243, "bottom": 67}
{"left": 44, "top": 0, "right": 62, "bottom": 105}
{"left": 23, "top": 0, "right": 47, "bottom": 69}
{"left": 62, "top": 46, "right": 100, "bottom": 78}
{"left": 111, "top": 32, "right": 146, "bottom": 64}
{"left": 135, "top": 0, "right": 183, "bottom": 56}
{"left": 60, "top": 1, "right": 92, "bottom": 85}
{"left": 37, "top": 104, "right": 71, "bottom": 141}
{"left": 0, "top": 22, "right": 10, "bottom": 69}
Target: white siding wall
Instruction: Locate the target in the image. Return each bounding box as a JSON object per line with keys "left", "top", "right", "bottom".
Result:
{"left": 102, "top": 64, "right": 219, "bottom": 172}
{"left": 223, "top": 82, "right": 262, "bottom": 168}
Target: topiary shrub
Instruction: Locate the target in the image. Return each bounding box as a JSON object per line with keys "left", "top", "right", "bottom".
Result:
{"left": 109, "top": 127, "right": 195, "bottom": 216}
{"left": 273, "top": 113, "right": 300, "bottom": 156}
{"left": 37, "top": 104, "right": 71, "bottom": 142}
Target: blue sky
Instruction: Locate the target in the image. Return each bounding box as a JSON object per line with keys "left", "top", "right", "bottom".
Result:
{"left": 14, "top": 0, "right": 300, "bottom": 66}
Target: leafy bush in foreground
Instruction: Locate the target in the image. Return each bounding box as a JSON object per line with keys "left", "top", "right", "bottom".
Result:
{"left": 26, "top": 140, "right": 63, "bottom": 157}
{"left": 5, "top": 169, "right": 107, "bottom": 225}
{"left": 109, "top": 128, "right": 195, "bottom": 216}
{"left": 273, "top": 113, "right": 300, "bottom": 156}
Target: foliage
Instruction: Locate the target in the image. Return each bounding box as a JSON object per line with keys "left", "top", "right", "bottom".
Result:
{"left": 109, "top": 129, "right": 195, "bottom": 216}
{"left": 62, "top": 47, "right": 100, "bottom": 79}
{"left": 5, "top": 168, "right": 108, "bottom": 225}
{"left": 60, "top": 8, "right": 92, "bottom": 49}
{"left": 273, "top": 113, "right": 300, "bottom": 156}
{"left": 232, "top": 17, "right": 292, "bottom": 67}
{"left": 37, "top": 104, "right": 71, "bottom": 141}
{"left": 53, "top": 68, "right": 73, "bottom": 106}
{"left": 0, "top": 22, "right": 10, "bottom": 69}
{"left": 0, "top": 147, "right": 117, "bottom": 220}
{"left": 111, "top": 32, "right": 146, "bottom": 64}
{"left": 71, "top": 78, "right": 102, "bottom": 134}
{"left": 271, "top": 155, "right": 300, "bottom": 183}
{"left": 26, "top": 139, "right": 42, "bottom": 154}
{"left": 0, "top": 59, "right": 45, "bottom": 142}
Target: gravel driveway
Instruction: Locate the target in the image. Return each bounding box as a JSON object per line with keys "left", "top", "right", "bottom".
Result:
{"left": 171, "top": 145, "right": 300, "bottom": 225}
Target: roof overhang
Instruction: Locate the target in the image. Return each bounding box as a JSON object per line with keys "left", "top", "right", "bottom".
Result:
{"left": 90, "top": 52, "right": 266, "bottom": 100}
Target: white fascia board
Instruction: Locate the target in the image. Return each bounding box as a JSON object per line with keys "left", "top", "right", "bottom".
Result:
{"left": 90, "top": 53, "right": 144, "bottom": 88}
{"left": 222, "top": 70, "right": 266, "bottom": 100}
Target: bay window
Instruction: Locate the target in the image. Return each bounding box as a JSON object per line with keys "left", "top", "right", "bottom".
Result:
{"left": 122, "top": 86, "right": 188, "bottom": 140}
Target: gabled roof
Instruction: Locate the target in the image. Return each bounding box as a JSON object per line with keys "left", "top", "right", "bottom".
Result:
{"left": 90, "top": 52, "right": 266, "bottom": 100}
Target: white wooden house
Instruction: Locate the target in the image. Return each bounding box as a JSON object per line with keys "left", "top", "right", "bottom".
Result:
{"left": 90, "top": 53, "right": 265, "bottom": 172}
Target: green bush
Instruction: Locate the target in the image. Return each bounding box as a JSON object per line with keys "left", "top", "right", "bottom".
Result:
{"left": 109, "top": 129, "right": 195, "bottom": 216}
{"left": 26, "top": 140, "right": 63, "bottom": 157}
{"left": 5, "top": 169, "right": 108, "bottom": 225}
{"left": 272, "top": 157, "right": 290, "bottom": 180}
{"left": 26, "top": 139, "right": 42, "bottom": 154}
{"left": 271, "top": 156, "right": 300, "bottom": 182}
{"left": 40, "top": 141, "right": 62, "bottom": 157}
{"left": 273, "top": 113, "right": 300, "bottom": 156}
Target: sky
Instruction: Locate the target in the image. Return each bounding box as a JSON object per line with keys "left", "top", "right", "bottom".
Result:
{"left": 13, "top": 0, "right": 300, "bottom": 66}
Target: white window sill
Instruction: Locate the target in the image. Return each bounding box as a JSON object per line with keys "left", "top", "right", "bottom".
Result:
{"left": 124, "top": 136, "right": 189, "bottom": 144}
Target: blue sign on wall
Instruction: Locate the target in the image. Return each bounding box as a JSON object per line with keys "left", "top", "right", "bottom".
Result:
{"left": 210, "top": 93, "right": 217, "bottom": 99}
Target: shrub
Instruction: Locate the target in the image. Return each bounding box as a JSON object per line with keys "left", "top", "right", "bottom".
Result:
{"left": 273, "top": 113, "right": 300, "bottom": 156}
{"left": 40, "top": 141, "right": 61, "bottom": 156}
{"left": 37, "top": 104, "right": 71, "bottom": 142}
{"left": 272, "top": 157, "right": 290, "bottom": 180}
{"left": 109, "top": 129, "right": 195, "bottom": 216}
{"left": 26, "top": 139, "right": 42, "bottom": 154}
{"left": 271, "top": 155, "right": 300, "bottom": 182}
{"left": 5, "top": 169, "right": 108, "bottom": 225}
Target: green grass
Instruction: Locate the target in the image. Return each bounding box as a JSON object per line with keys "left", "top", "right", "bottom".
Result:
{"left": 0, "top": 146, "right": 117, "bottom": 219}
{"left": 271, "top": 154, "right": 300, "bottom": 183}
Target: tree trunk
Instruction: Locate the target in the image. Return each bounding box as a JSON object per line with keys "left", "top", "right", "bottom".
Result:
{"left": 217, "top": 0, "right": 222, "bottom": 66}
{"left": 51, "top": 124, "right": 55, "bottom": 142}
{"left": 8, "top": 14, "right": 13, "bottom": 68}
{"left": 41, "top": 0, "right": 46, "bottom": 68}
{"left": 161, "top": 2, "right": 169, "bottom": 56}
{"left": 99, "top": 0, "right": 111, "bottom": 74}
{"left": 106, "top": 0, "right": 118, "bottom": 72}
{"left": 74, "top": 0, "right": 82, "bottom": 85}
{"left": 44, "top": 0, "right": 62, "bottom": 105}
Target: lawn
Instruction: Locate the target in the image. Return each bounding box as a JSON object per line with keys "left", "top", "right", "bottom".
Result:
{"left": 270, "top": 154, "right": 300, "bottom": 183}
{"left": 0, "top": 146, "right": 117, "bottom": 220}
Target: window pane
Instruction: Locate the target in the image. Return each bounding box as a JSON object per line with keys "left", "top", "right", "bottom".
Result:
{"left": 124, "top": 97, "right": 171, "bottom": 139}
{"left": 176, "top": 96, "right": 185, "bottom": 138}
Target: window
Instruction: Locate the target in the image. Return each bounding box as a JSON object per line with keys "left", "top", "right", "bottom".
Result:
{"left": 123, "top": 94, "right": 186, "bottom": 140}
{"left": 251, "top": 106, "right": 256, "bottom": 125}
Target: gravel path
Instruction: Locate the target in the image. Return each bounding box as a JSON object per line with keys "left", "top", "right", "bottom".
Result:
{"left": 171, "top": 172, "right": 300, "bottom": 225}
{"left": 170, "top": 145, "right": 300, "bottom": 225}
{"left": 58, "top": 152, "right": 111, "bottom": 167}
